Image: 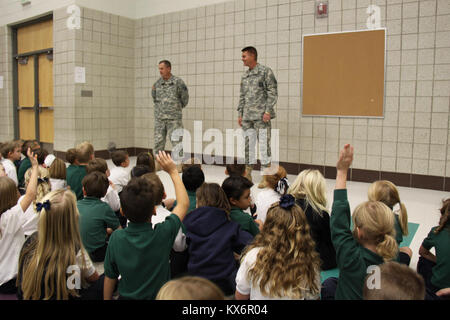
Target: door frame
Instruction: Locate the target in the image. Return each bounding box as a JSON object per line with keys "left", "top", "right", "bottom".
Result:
{"left": 11, "top": 14, "right": 53, "bottom": 141}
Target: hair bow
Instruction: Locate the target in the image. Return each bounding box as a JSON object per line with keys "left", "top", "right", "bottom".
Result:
{"left": 36, "top": 200, "right": 51, "bottom": 212}
{"left": 38, "top": 177, "right": 49, "bottom": 184}
{"left": 279, "top": 194, "right": 296, "bottom": 210}
{"left": 275, "top": 177, "right": 290, "bottom": 195}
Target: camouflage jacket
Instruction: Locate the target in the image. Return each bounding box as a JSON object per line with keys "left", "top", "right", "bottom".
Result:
{"left": 152, "top": 75, "right": 189, "bottom": 120}
{"left": 238, "top": 63, "right": 278, "bottom": 121}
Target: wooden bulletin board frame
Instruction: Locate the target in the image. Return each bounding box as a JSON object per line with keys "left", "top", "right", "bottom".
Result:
{"left": 301, "top": 29, "right": 386, "bottom": 118}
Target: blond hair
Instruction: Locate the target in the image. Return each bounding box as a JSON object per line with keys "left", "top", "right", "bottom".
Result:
{"left": 368, "top": 180, "right": 408, "bottom": 236}
{"left": 18, "top": 189, "right": 87, "bottom": 300}
{"left": 76, "top": 141, "right": 94, "bottom": 164}
{"left": 0, "top": 177, "right": 19, "bottom": 233}
{"left": 24, "top": 166, "right": 51, "bottom": 212}
{"left": 288, "top": 169, "right": 328, "bottom": 215}
{"left": 352, "top": 201, "right": 398, "bottom": 261}
{"left": 49, "top": 158, "right": 67, "bottom": 180}
{"left": 241, "top": 202, "right": 321, "bottom": 299}
{"left": 156, "top": 276, "right": 225, "bottom": 300}
{"left": 258, "top": 165, "right": 287, "bottom": 189}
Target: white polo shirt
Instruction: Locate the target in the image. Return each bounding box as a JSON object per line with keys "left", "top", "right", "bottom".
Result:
{"left": 1, "top": 159, "right": 18, "bottom": 186}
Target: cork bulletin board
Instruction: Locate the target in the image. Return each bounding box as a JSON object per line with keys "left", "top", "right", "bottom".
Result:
{"left": 302, "top": 29, "right": 386, "bottom": 117}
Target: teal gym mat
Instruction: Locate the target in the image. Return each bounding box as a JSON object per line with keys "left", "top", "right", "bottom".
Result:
{"left": 320, "top": 222, "right": 419, "bottom": 283}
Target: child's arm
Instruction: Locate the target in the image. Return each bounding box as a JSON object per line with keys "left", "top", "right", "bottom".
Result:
{"left": 19, "top": 148, "right": 39, "bottom": 212}
{"left": 103, "top": 276, "right": 118, "bottom": 300}
{"left": 419, "top": 245, "right": 437, "bottom": 263}
{"left": 335, "top": 144, "right": 353, "bottom": 190}
{"left": 156, "top": 151, "right": 189, "bottom": 221}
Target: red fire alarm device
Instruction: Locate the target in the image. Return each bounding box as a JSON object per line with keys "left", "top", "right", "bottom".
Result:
{"left": 315, "top": 1, "right": 328, "bottom": 18}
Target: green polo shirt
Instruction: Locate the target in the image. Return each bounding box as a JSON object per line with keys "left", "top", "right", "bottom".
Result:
{"left": 422, "top": 226, "right": 450, "bottom": 289}
{"left": 18, "top": 158, "right": 31, "bottom": 187}
{"left": 393, "top": 214, "right": 403, "bottom": 245}
{"left": 78, "top": 197, "right": 120, "bottom": 254}
{"left": 331, "top": 189, "right": 385, "bottom": 300}
{"left": 173, "top": 190, "right": 197, "bottom": 213}
{"left": 230, "top": 206, "right": 259, "bottom": 237}
{"left": 104, "top": 214, "right": 181, "bottom": 300}
{"left": 67, "top": 164, "right": 87, "bottom": 200}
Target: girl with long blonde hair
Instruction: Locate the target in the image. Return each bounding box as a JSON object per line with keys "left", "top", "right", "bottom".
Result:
{"left": 288, "top": 169, "right": 336, "bottom": 270}
{"left": 321, "top": 144, "right": 398, "bottom": 300}
{"left": 235, "top": 194, "right": 321, "bottom": 300}
{"left": 17, "top": 189, "right": 103, "bottom": 300}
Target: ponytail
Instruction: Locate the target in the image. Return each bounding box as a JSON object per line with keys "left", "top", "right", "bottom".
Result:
{"left": 397, "top": 202, "right": 409, "bottom": 236}
{"left": 376, "top": 233, "right": 398, "bottom": 261}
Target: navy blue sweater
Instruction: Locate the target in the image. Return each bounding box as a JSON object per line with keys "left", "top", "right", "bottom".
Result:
{"left": 183, "top": 206, "right": 253, "bottom": 285}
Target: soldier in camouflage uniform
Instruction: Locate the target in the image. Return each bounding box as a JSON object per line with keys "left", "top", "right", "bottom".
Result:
{"left": 237, "top": 47, "right": 278, "bottom": 172}
{"left": 152, "top": 60, "right": 189, "bottom": 162}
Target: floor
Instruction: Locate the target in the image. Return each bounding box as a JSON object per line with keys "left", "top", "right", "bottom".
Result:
{"left": 108, "top": 156, "right": 448, "bottom": 272}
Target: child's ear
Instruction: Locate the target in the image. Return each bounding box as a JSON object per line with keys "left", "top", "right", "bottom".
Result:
{"left": 82, "top": 187, "right": 87, "bottom": 196}
{"left": 162, "top": 192, "right": 167, "bottom": 200}
{"left": 225, "top": 169, "right": 229, "bottom": 175}
{"left": 356, "top": 227, "right": 363, "bottom": 240}
{"left": 229, "top": 197, "right": 238, "bottom": 206}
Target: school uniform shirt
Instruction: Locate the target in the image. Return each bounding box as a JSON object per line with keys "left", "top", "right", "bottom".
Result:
{"left": 109, "top": 166, "right": 130, "bottom": 194}
{"left": 104, "top": 214, "right": 182, "bottom": 300}
{"left": 236, "top": 247, "right": 320, "bottom": 300}
{"left": 230, "top": 206, "right": 260, "bottom": 237}
{"left": 172, "top": 190, "right": 197, "bottom": 213}
{"left": 331, "top": 189, "right": 385, "bottom": 300}
{"left": 421, "top": 226, "right": 450, "bottom": 289}
{"left": 49, "top": 178, "right": 67, "bottom": 191}
{"left": 152, "top": 205, "right": 187, "bottom": 252}
{"left": 18, "top": 157, "right": 31, "bottom": 188}
{"left": 101, "top": 185, "right": 120, "bottom": 212}
{"left": 18, "top": 195, "right": 40, "bottom": 237}
{"left": 255, "top": 188, "right": 280, "bottom": 223}
{"left": 393, "top": 214, "right": 403, "bottom": 245}
{"left": 0, "top": 203, "right": 27, "bottom": 286}
{"left": 296, "top": 197, "right": 337, "bottom": 270}
{"left": 77, "top": 197, "right": 120, "bottom": 254}
{"left": 183, "top": 206, "right": 253, "bottom": 286}
{"left": 1, "top": 158, "right": 18, "bottom": 186}
{"left": 66, "top": 165, "right": 87, "bottom": 200}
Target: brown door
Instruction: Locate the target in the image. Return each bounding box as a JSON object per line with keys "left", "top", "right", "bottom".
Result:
{"left": 16, "top": 19, "right": 53, "bottom": 142}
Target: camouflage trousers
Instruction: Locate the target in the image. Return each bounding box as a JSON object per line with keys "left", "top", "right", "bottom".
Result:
{"left": 241, "top": 119, "right": 271, "bottom": 167}
{"left": 154, "top": 118, "right": 184, "bottom": 160}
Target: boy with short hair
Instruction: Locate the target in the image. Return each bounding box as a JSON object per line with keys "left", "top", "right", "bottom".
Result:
{"left": 222, "top": 175, "right": 262, "bottom": 236}
{"left": 109, "top": 150, "right": 130, "bottom": 194}
{"left": 87, "top": 158, "right": 120, "bottom": 212}
{"left": 0, "top": 141, "right": 22, "bottom": 186}
{"left": 78, "top": 171, "right": 121, "bottom": 263}
{"left": 181, "top": 165, "right": 205, "bottom": 213}
{"left": 225, "top": 163, "right": 257, "bottom": 216}
{"left": 67, "top": 142, "right": 94, "bottom": 200}
{"left": 103, "top": 151, "right": 189, "bottom": 300}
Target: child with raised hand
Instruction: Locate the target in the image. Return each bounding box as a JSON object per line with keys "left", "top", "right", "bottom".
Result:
{"left": 103, "top": 151, "right": 189, "bottom": 300}
{"left": 0, "top": 148, "right": 38, "bottom": 294}
{"left": 255, "top": 165, "right": 289, "bottom": 223}
{"left": 16, "top": 189, "right": 103, "bottom": 300}
{"left": 368, "top": 180, "right": 412, "bottom": 265}
{"left": 183, "top": 183, "right": 253, "bottom": 296}
{"left": 288, "top": 169, "right": 336, "bottom": 270}
{"left": 321, "top": 144, "right": 398, "bottom": 300}
{"left": 222, "top": 175, "right": 262, "bottom": 236}
{"left": 417, "top": 198, "right": 450, "bottom": 297}
{"left": 235, "top": 194, "right": 321, "bottom": 300}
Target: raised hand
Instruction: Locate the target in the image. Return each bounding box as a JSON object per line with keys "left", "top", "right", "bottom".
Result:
{"left": 156, "top": 151, "right": 177, "bottom": 175}
{"left": 336, "top": 144, "right": 354, "bottom": 172}
{"left": 27, "top": 147, "right": 38, "bottom": 168}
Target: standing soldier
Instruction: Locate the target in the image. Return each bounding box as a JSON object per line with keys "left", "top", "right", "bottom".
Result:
{"left": 237, "top": 47, "right": 278, "bottom": 176}
{"left": 152, "top": 60, "right": 189, "bottom": 168}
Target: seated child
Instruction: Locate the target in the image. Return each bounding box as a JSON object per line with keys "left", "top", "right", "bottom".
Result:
{"left": 221, "top": 175, "right": 262, "bottom": 236}
{"left": 67, "top": 142, "right": 94, "bottom": 200}
{"left": 183, "top": 183, "right": 253, "bottom": 296}
{"left": 181, "top": 165, "right": 205, "bottom": 213}
{"left": 235, "top": 194, "right": 321, "bottom": 300}
{"left": 17, "top": 189, "right": 103, "bottom": 300}
{"left": 417, "top": 198, "right": 450, "bottom": 296}
{"left": 287, "top": 169, "right": 337, "bottom": 270}
{"left": 255, "top": 165, "right": 289, "bottom": 223}
{"left": 363, "top": 261, "right": 425, "bottom": 300}
{"left": 77, "top": 171, "right": 121, "bottom": 263}
{"left": 103, "top": 151, "right": 189, "bottom": 300}
{"left": 136, "top": 151, "right": 156, "bottom": 173}
{"left": 156, "top": 276, "right": 225, "bottom": 300}
{"left": 109, "top": 150, "right": 130, "bottom": 194}
{"left": 321, "top": 144, "right": 398, "bottom": 300}
{"left": 0, "top": 141, "right": 22, "bottom": 186}
{"left": 225, "top": 163, "right": 257, "bottom": 216}
{"left": 86, "top": 158, "right": 120, "bottom": 212}
{"left": 47, "top": 157, "right": 67, "bottom": 191}
{"left": 21, "top": 166, "right": 52, "bottom": 237}
{"left": 0, "top": 148, "right": 38, "bottom": 294}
